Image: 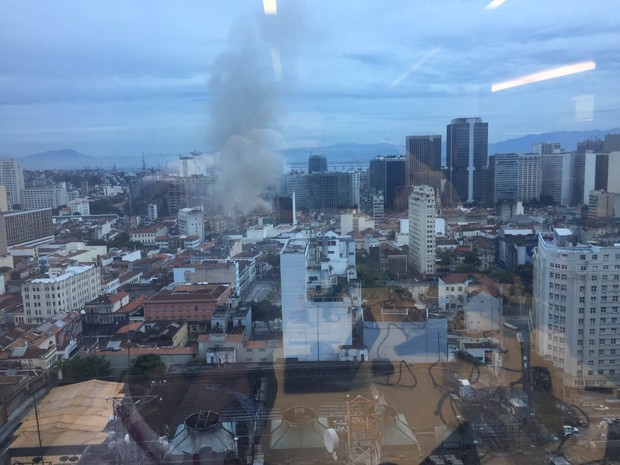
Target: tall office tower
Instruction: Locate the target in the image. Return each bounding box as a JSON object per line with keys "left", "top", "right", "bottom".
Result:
{"left": 307, "top": 172, "right": 354, "bottom": 214}
{"left": 285, "top": 172, "right": 309, "bottom": 211}
{"left": 608, "top": 152, "right": 620, "bottom": 194}
{"left": 0, "top": 158, "right": 25, "bottom": 209}
{"left": 583, "top": 152, "right": 610, "bottom": 204}
{"left": 489, "top": 154, "right": 541, "bottom": 203}
{"left": 274, "top": 193, "right": 296, "bottom": 225}
{"left": 541, "top": 153, "right": 573, "bottom": 205}
{"left": 517, "top": 154, "right": 542, "bottom": 202}
{"left": 22, "top": 264, "right": 101, "bottom": 325}
{"left": 177, "top": 206, "right": 205, "bottom": 242}
{"left": 533, "top": 228, "right": 620, "bottom": 389}
{"left": 308, "top": 154, "right": 328, "bottom": 174}
{"left": 531, "top": 142, "right": 562, "bottom": 155}
{"left": 147, "top": 203, "right": 158, "bottom": 222}
{"left": 280, "top": 233, "right": 361, "bottom": 361}
{"left": 368, "top": 156, "right": 407, "bottom": 209}
{"left": 577, "top": 138, "right": 604, "bottom": 154}
{"left": 489, "top": 154, "right": 518, "bottom": 203}
{"left": 358, "top": 170, "right": 372, "bottom": 213}
{"left": 405, "top": 135, "right": 442, "bottom": 193}
{"left": 348, "top": 170, "right": 362, "bottom": 208}
{"left": 446, "top": 117, "right": 488, "bottom": 204}
{"left": 571, "top": 152, "right": 586, "bottom": 205}
{"left": 408, "top": 185, "right": 436, "bottom": 277}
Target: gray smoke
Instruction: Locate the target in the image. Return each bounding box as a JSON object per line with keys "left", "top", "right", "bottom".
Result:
{"left": 208, "top": 17, "right": 285, "bottom": 217}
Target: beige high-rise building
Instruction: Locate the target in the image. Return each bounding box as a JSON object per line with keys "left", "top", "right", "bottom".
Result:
{"left": 408, "top": 185, "right": 436, "bottom": 277}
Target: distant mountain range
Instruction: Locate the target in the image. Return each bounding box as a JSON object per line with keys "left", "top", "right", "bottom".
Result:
{"left": 15, "top": 128, "right": 620, "bottom": 171}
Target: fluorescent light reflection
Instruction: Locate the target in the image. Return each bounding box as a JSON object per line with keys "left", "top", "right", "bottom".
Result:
{"left": 491, "top": 61, "right": 596, "bottom": 92}
{"left": 263, "top": 0, "right": 277, "bottom": 15}
{"left": 485, "top": 0, "right": 507, "bottom": 10}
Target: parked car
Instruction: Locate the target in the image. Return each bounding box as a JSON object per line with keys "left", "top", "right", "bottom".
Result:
{"left": 563, "top": 425, "right": 579, "bottom": 437}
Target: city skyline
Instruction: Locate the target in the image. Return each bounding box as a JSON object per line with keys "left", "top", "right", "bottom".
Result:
{"left": 1, "top": 1, "right": 619, "bottom": 158}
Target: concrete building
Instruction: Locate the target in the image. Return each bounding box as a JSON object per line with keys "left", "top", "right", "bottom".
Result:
{"left": 83, "top": 291, "right": 131, "bottom": 333}
{"left": 280, "top": 232, "right": 361, "bottom": 362}
{"left": 489, "top": 154, "right": 542, "bottom": 203}
{"left": 178, "top": 206, "right": 204, "bottom": 242}
{"left": 541, "top": 152, "right": 573, "bottom": 205}
{"left": 0, "top": 186, "right": 8, "bottom": 212}
{"left": 144, "top": 283, "right": 232, "bottom": 327}
{"left": 446, "top": 117, "right": 488, "bottom": 204}
{"left": 67, "top": 198, "right": 90, "bottom": 216}
{"left": 307, "top": 172, "right": 356, "bottom": 214}
{"left": 147, "top": 202, "right": 158, "bottom": 222}
{"left": 438, "top": 273, "right": 502, "bottom": 332}
{"left": 406, "top": 135, "right": 442, "bottom": 193}
{"left": 22, "top": 264, "right": 101, "bottom": 325}
{"left": 517, "top": 154, "right": 542, "bottom": 202}
{"left": 533, "top": 228, "right": 620, "bottom": 388}
{"left": 588, "top": 190, "right": 620, "bottom": 220}
{"left": 129, "top": 224, "right": 168, "bottom": 245}
{"left": 372, "top": 193, "right": 384, "bottom": 223}
{"left": 340, "top": 211, "right": 375, "bottom": 235}
{"left": 0, "top": 158, "right": 24, "bottom": 209}
{"left": 0, "top": 208, "right": 54, "bottom": 254}
{"left": 20, "top": 185, "right": 69, "bottom": 210}
{"left": 408, "top": 185, "right": 436, "bottom": 277}
{"left": 531, "top": 142, "right": 562, "bottom": 155}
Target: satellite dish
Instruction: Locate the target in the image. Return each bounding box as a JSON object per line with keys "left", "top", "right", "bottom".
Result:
{"left": 323, "top": 428, "right": 339, "bottom": 453}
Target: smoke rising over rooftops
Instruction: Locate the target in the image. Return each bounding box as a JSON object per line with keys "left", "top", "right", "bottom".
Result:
{"left": 207, "top": 15, "right": 287, "bottom": 217}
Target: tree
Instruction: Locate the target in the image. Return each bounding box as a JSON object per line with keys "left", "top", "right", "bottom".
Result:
{"left": 131, "top": 354, "right": 165, "bottom": 375}
{"left": 252, "top": 300, "right": 282, "bottom": 322}
{"left": 59, "top": 355, "right": 111, "bottom": 381}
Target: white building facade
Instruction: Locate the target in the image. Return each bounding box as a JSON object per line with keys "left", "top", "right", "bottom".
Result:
{"left": 22, "top": 264, "right": 102, "bottom": 324}
{"left": 534, "top": 228, "right": 620, "bottom": 388}
{"left": 408, "top": 185, "right": 436, "bottom": 276}
{"left": 280, "top": 232, "right": 361, "bottom": 362}
{"left": 0, "top": 158, "right": 25, "bottom": 209}
{"left": 177, "top": 207, "right": 204, "bottom": 242}
{"left": 20, "top": 186, "right": 69, "bottom": 210}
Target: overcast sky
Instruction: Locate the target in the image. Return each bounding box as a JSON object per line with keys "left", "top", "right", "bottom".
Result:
{"left": 1, "top": 1, "right": 619, "bottom": 157}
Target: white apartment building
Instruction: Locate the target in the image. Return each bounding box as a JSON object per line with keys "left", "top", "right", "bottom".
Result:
{"left": 177, "top": 207, "right": 204, "bottom": 242}
{"left": 22, "top": 264, "right": 102, "bottom": 324}
{"left": 280, "top": 232, "right": 361, "bottom": 362}
{"left": 534, "top": 228, "right": 620, "bottom": 388}
{"left": 408, "top": 185, "right": 436, "bottom": 276}
{"left": 68, "top": 198, "right": 90, "bottom": 216}
{"left": 129, "top": 225, "right": 168, "bottom": 245}
{"left": 20, "top": 185, "right": 69, "bottom": 210}
{"left": 147, "top": 203, "right": 158, "bottom": 222}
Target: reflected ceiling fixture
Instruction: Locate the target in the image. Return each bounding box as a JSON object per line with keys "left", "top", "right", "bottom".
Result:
{"left": 263, "top": 0, "right": 277, "bottom": 15}
{"left": 485, "top": 0, "right": 507, "bottom": 10}
{"left": 491, "top": 61, "right": 596, "bottom": 92}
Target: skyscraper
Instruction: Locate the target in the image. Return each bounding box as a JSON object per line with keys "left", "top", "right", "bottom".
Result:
{"left": 405, "top": 135, "right": 442, "bottom": 193}
{"left": 408, "top": 185, "right": 436, "bottom": 277}
{"left": 368, "top": 156, "right": 407, "bottom": 209}
{"left": 0, "top": 158, "right": 25, "bottom": 209}
{"left": 446, "top": 117, "right": 488, "bottom": 204}
{"left": 308, "top": 154, "right": 328, "bottom": 174}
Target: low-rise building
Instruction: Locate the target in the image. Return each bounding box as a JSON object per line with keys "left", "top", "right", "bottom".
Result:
{"left": 129, "top": 225, "right": 168, "bottom": 245}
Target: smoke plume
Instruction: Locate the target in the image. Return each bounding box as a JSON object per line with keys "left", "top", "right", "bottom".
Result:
{"left": 208, "top": 17, "right": 285, "bottom": 217}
